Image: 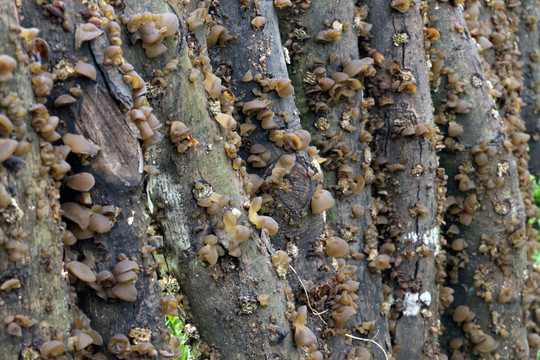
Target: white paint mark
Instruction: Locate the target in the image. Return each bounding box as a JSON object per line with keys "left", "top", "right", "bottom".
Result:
{"left": 402, "top": 232, "right": 419, "bottom": 244}
{"left": 403, "top": 292, "right": 420, "bottom": 316}
{"left": 424, "top": 227, "right": 440, "bottom": 255}
{"left": 403, "top": 228, "right": 440, "bottom": 255}
{"left": 420, "top": 291, "right": 432, "bottom": 306}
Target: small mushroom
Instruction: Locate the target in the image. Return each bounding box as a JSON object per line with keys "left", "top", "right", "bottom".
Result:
{"left": 111, "top": 282, "right": 137, "bottom": 302}
{"left": 74, "top": 60, "right": 97, "bottom": 81}
{"left": 66, "top": 172, "right": 95, "bottom": 192}
{"left": 325, "top": 237, "right": 349, "bottom": 258}
{"left": 0, "top": 54, "right": 17, "bottom": 82}
{"left": 40, "top": 340, "right": 65, "bottom": 357}
{"left": 1, "top": 278, "right": 20, "bottom": 291}
{"left": 0, "top": 138, "right": 18, "bottom": 162}
{"left": 311, "top": 189, "right": 335, "bottom": 214}
{"left": 332, "top": 306, "right": 357, "bottom": 328}
{"left": 67, "top": 261, "right": 96, "bottom": 283}
{"left": 54, "top": 94, "right": 77, "bottom": 107}
{"left": 108, "top": 334, "right": 130, "bottom": 355}
{"left": 75, "top": 23, "right": 104, "bottom": 50}
{"left": 62, "top": 133, "right": 98, "bottom": 156}
{"left": 61, "top": 202, "right": 92, "bottom": 229}
{"left": 88, "top": 213, "right": 113, "bottom": 233}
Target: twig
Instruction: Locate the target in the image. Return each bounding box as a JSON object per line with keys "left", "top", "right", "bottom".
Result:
{"left": 345, "top": 333, "right": 389, "bottom": 360}
{"left": 289, "top": 265, "right": 329, "bottom": 324}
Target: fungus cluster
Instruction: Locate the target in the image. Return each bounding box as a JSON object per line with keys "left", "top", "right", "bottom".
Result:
{"left": 121, "top": 12, "right": 179, "bottom": 58}
{"left": 291, "top": 306, "right": 317, "bottom": 347}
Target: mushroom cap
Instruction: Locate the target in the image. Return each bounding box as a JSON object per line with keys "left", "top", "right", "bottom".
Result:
{"left": 108, "top": 334, "right": 130, "bottom": 355}
{"left": 199, "top": 244, "right": 218, "bottom": 265}
{"left": 86, "top": 329, "right": 103, "bottom": 346}
{"left": 67, "top": 261, "right": 96, "bottom": 283}
{"left": 73, "top": 332, "right": 94, "bottom": 351}
{"left": 325, "top": 237, "right": 349, "bottom": 258}
{"left": 61, "top": 202, "right": 92, "bottom": 229}
{"left": 342, "top": 58, "right": 373, "bottom": 77}
{"left": 6, "top": 322, "right": 22, "bottom": 337}
{"left": 0, "top": 138, "right": 18, "bottom": 162}
{"left": 156, "top": 13, "right": 179, "bottom": 37}
{"left": 66, "top": 172, "right": 95, "bottom": 192}
{"left": 293, "top": 324, "right": 317, "bottom": 347}
{"left": 74, "top": 60, "right": 97, "bottom": 80}
{"left": 332, "top": 306, "right": 357, "bottom": 328}
{"left": 0, "top": 55, "right": 17, "bottom": 74}
{"left": 311, "top": 189, "right": 335, "bottom": 214}
{"left": 40, "top": 340, "right": 65, "bottom": 357}
{"left": 215, "top": 113, "right": 237, "bottom": 131}
{"left": 203, "top": 234, "right": 218, "bottom": 245}
{"left": 111, "top": 282, "right": 137, "bottom": 301}
{"left": 62, "top": 133, "right": 98, "bottom": 156}
{"left": 115, "top": 270, "right": 137, "bottom": 283}
{"left": 75, "top": 23, "right": 104, "bottom": 50}
{"left": 474, "top": 334, "right": 499, "bottom": 353}
{"left": 54, "top": 94, "right": 77, "bottom": 107}
{"left": 96, "top": 270, "right": 115, "bottom": 285}
{"left": 112, "top": 260, "right": 139, "bottom": 277}
{"left": 0, "top": 114, "right": 13, "bottom": 135}
{"left": 88, "top": 213, "right": 113, "bottom": 233}
{"left": 452, "top": 305, "right": 473, "bottom": 323}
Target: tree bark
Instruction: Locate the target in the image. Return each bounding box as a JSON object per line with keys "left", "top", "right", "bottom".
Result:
{"left": 0, "top": 2, "right": 72, "bottom": 359}
{"left": 428, "top": 2, "right": 529, "bottom": 358}
{"left": 0, "top": 0, "right": 538, "bottom": 359}
{"left": 359, "top": 2, "right": 441, "bottom": 358}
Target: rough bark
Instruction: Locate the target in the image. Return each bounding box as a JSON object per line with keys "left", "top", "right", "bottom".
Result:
{"left": 0, "top": 2, "right": 72, "bottom": 359}
{"left": 428, "top": 2, "right": 529, "bottom": 359}
{"left": 146, "top": 1, "right": 299, "bottom": 359}
{"left": 0, "top": 0, "right": 538, "bottom": 359}
{"left": 517, "top": 0, "right": 540, "bottom": 179}
{"left": 277, "top": 0, "right": 392, "bottom": 357}
{"left": 360, "top": 2, "right": 441, "bottom": 358}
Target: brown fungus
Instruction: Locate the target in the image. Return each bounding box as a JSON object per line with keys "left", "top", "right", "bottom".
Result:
{"left": 473, "top": 333, "right": 498, "bottom": 353}
{"left": 311, "top": 189, "right": 335, "bottom": 214}
{"left": 332, "top": 305, "right": 357, "bottom": 328}
{"left": 6, "top": 322, "right": 22, "bottom": 337}
{"left": 292, "top": 306, "right": 317, "bottom": 347}
{"left": 1, "top": 278, "right": 21, "bottom": 291}
{"left": 62, "top": 133, "right": 98, "bottom": 156}
{"left": 207, "top": 25, "right": 234, "bottom": 47}
{"left": 0, "top": 138, "right": 18, "bottom": 162}
{"left": 275, "top": 0, "right": 292, "bottom": 7}
{"left": 325, "top": 237, "right": 349, "bottom": 258}
{"left": 61, "top": 202, "right": 92, "bottom": 229}
{"left": 314, "top": 29, "right": 342, "bottom": 43}
{"left": 391, "top": 0, "right": 411, "bottom": 12}
{"left": 0, "top": 55, "right": 16, "bottom": 82}
{"left": 108, "top": 334, "right": 130, "bottom": 355}
{"left": 251, "top": 16, "right": 266, "bottom": 28}
{"left": 40, "top": 340, "right": 65, "bottom": 357}
{"left": 88, "top": 213, "right": 113, "bottom": 233}
{"left": 75, "top": 23, "right": 104, "bottom": 50}
{"left": 66, "top": 172, "right": 95, "bottom": 192}
{"left": 111, "top": 282, "right": 137, "bottom": 302}
{"left": 67, "top": 261, "right": 96, "bottom": 283}
{"left": 199, "top": 234, "right": 219, "bottom": 265}
{"left": 248, "top": 197, "right": 278, "bottom": 235}
{"left": 54, "top": 94, "right": 77, "bottom": 107}
{"left": 74, "top": 60, "right": 97, "bottom": 81}
{"left": 215, "top": 113, "right": 236, "bottom": 131}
